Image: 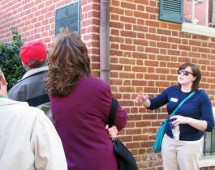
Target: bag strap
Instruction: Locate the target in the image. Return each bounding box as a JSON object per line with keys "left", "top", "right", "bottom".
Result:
{"left": 169, "top": 90, "right": 197, "bottom": 117}
{"left": 108, "top": 98, "right": 118, "bottom": 127}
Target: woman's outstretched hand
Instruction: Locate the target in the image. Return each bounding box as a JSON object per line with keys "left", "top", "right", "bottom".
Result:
{"left": 136, "top": 91, "right": 150, "bottom": 108}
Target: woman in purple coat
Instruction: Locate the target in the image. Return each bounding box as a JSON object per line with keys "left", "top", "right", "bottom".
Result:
{"left": 46, "top": 28, "right": 128, "bottom": 170}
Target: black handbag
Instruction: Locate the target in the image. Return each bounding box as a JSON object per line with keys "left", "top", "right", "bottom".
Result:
{"left": 108, "top": 98, "right": 138, "bottom": 170}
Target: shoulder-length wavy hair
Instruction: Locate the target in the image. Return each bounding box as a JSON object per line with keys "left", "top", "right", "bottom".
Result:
{"left": 46, "top": 28, "right": 91, "bottom": 97}
{"left": 177, "top": 63, "right": 201, "bottom": 91}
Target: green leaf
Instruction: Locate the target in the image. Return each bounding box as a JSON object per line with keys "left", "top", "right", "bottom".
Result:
{"left": 0, "top": 27, "right": 25, "bottom": 89}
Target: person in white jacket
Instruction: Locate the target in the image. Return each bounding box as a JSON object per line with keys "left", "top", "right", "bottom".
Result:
{"left": 0, "top": 67, "right": 67, "bottom": 170}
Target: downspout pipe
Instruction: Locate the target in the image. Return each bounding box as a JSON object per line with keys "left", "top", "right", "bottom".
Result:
{"left": 100, "top": 0, "right": 110, "bottom": 84}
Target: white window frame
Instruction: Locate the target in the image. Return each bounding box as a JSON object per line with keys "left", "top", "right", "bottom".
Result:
{"left": 200, "top": 156, "right": 215, "bottom": 168}
{"left": 182, "top": 0, "right": 215, "bottom": 38}
{"left": 182, "top": 23, "right": 215, "bottom": 38}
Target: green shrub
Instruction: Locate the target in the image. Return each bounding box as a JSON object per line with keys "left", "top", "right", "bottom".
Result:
{"left": 0, "top": 27, "right": 25, "bottom": 90}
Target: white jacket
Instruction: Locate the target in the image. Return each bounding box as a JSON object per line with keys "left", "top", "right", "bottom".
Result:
{"left": 0, "top": 97, "right": 67, "bottom": 170}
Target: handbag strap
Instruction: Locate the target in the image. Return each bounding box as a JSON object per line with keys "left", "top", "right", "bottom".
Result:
{"left": 108, "top": 98, "right": 118, "bottom": 127}
{"left": 169, "top": 90, "right": 197, "bottom": 117}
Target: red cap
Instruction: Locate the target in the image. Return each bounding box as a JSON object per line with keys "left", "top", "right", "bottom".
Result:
{"left": 20, "top": 41, "right": 47, "bottom": 67}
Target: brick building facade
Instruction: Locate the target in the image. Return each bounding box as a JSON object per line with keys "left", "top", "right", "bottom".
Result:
{"left": 1, "top": 0, "right": 215, "bottom": 169}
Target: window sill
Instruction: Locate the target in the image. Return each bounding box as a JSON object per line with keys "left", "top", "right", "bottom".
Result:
{"left": 199, "top": 156, "right": 215, "bottom": 168}
{"left": 181, "top": 23, "right": 215, "bottom": 38}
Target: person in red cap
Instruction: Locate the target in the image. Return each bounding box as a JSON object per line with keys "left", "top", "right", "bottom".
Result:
{"left": 20, "top": 41, "right": 47, "bottom": 67}
{"left": 8, "top": 41, "right": 52, "bottom": 121}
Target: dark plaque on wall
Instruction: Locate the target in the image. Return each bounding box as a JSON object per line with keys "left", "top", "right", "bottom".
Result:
{"left": 55, "top": 1, "right": 80, "bottom": 35}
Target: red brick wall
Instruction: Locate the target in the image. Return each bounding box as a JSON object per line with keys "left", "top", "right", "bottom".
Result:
{"left": 1, "top": 0, "right": 215, "bottom": 169}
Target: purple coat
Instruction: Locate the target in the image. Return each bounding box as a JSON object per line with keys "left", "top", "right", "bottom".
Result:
{"left": 50, "top": 76, "right": 128, "bottom": 170}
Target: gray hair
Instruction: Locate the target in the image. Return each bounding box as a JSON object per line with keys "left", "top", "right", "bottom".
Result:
{"left": 24, "top": 61, "right": 47, "bottom": 71}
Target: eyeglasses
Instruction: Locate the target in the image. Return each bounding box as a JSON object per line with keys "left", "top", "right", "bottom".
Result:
{"left": 177, "top": 69, "right": 193, "bottom": 76}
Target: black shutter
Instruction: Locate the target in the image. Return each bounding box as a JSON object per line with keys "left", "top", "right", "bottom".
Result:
{"left": 55, "top": 1, "right": 80, "bottom": 36}
{"left": 159, "top": 0, "right": 184, "bottom": 23}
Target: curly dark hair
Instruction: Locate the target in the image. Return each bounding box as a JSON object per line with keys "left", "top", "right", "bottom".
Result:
{"left": 177, "top": 62, "right": 201, "bottom": 91}
{"left": 46, "top": 28, "right": 91, "bottom": 97}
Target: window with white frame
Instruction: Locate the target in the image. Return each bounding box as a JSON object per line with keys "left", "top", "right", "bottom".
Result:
{"left": 203, "top": 107, "right": 215, "bottom": 156}
{"left": 159, "top": 0, "right": 215, "bottom": 37}
{"left": 203, "top": 129, "right": 215, "bottom": 156}
{"left": 184, "top": 0, "right": 215, "bottom": 27}
{"left": 199, "top": 108, "right": 215, "bottom": 168}
{"left": 182, "top": 0, "right": 215, "bottom": 37}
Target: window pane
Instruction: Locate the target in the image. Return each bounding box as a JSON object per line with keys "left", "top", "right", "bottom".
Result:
{"left": 184, "top": 0, "right": 210, "bottom": 27}
{"left": 203, "top": 127, "right": 215, "bottom": 156}
{"left": 209, "top": 0, "right": 215, "bottom": 27}
{"left": 184, "top": 0, "right": 193, "bottom": 23}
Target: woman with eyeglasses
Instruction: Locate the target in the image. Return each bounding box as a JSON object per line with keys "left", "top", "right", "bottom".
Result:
{"left": 136, "top": 63, "right": 214, "bottom": 170}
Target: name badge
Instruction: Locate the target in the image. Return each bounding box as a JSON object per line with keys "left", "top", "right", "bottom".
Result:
{"left": 170, "top": 97, "right": 178, "bottom": 102}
